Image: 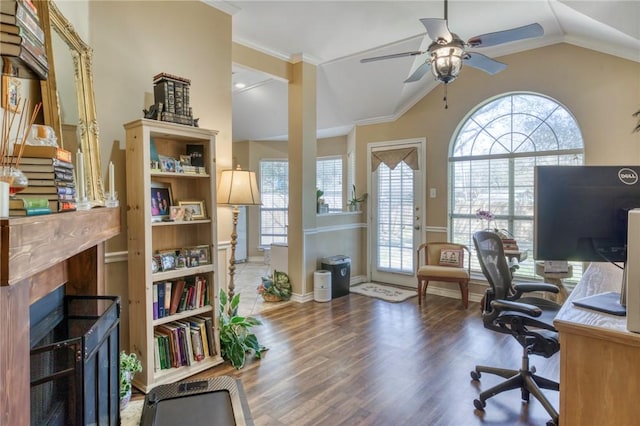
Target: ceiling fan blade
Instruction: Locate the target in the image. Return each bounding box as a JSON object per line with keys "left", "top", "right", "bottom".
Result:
{"left": 467, "top": 23, "right": 544, "bottom": 48}
{"left": 420, "top": 18, "right": 453, "bottom": 43}
{"left": 404, "top": 62, "right": 431, "bottom": 83}
{"left": 463, "top": 52, "right": 507, "bottom": 75}
{"left": 360, "top": 50, "right": 425, "bottom": 63}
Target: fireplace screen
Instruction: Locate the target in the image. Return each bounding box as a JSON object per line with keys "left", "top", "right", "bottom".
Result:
{"left": 30, "top": 295, "right": 120, "bottom": 426}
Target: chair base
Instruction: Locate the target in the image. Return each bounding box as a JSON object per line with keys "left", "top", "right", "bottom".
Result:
{"left": 417, "top": 278, "right": 469, "bottom": 309}
{"left": 470, "top": 363, "right": 559, "bottom": 426}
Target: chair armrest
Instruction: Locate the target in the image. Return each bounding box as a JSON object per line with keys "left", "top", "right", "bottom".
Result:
{"left": 513, "top": 282, "right": 559, "bottom": 295}
{"left": 490, "top": 299, "right": 542, "bottom": 317}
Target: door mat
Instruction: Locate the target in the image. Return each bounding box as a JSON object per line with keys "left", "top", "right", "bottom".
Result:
{"left": 350, "top": 282, "right": 416, "bottom": 302}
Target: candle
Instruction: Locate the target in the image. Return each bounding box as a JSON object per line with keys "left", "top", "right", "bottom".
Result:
{"left": 109, "top": 161, "right": 115, "bottom": 198}
{"left": 76, "top": 149, "right": 85, "bottom": 200}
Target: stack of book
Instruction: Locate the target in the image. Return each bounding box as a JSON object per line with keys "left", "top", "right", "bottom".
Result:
{"left": 152, "top": 72, "right": 194, "bottom": 126}
{"left": 152, "top": 276, "right": 209, "bottom": 320}
{"left": 0, "top": 0, "right": 48, "bottom": 80}
{"left": 154, "top": 315, "right": 214, "bottom": 371}
{"left": 8, "top": 196, "right": 51, "bottom": 216}
{"left": 14, "top": 145, "right": 77, "bottom": 213}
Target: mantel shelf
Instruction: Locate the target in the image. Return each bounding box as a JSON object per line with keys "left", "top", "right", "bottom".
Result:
{"left": 0, "top": 208, "right": 121, "bottom": 287}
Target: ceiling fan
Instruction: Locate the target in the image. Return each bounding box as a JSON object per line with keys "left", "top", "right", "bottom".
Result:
{"left": 360, "top": 0, "right": 544, "bottom": 86}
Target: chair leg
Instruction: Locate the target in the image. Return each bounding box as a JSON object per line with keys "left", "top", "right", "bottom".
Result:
{"left": 417, "top": 278, "right": 423, "bottom": 305}
{"left": 458, "top": 280, "right": 469, "bottom": 309}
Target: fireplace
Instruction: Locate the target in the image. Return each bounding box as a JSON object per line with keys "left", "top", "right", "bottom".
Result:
{"left": 30, "top": 287, "right": 120, "bottom": 426}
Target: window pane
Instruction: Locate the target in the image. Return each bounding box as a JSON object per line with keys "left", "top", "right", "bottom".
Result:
{"left": 260, "top": 160, "right": 288, "bottom": 246}
{"left": 317, "top": 157, "right": 342, "bottom": 212}
{"left": 449, "top": 93, "right": 584, "bottom": 281}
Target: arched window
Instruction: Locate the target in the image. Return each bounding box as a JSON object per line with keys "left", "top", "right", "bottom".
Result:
{"left": 449, "top": 93, "right": 584, "bottom": 278}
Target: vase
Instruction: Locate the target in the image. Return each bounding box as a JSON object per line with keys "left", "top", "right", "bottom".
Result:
{"left": 0, "top": 166, "right": 28, "bottom": 196}
{"left": 120, "top": 388, "right": 131, "bottom": 410}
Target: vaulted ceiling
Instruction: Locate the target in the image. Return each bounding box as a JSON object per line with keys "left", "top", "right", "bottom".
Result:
{"left": 208, "top": 1, "right": 640, "bottom": 142}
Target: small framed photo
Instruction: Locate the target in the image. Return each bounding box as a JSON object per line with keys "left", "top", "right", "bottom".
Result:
{"left": 170, "top": 206, "right": 186, "bottom": 221}
{"left": 151, "top": 255, "right": 161, "bottom": 274}
{"left": 1, "top": 75, "right": 22, "bottom": 112}
{"left": 179, "top": 155, "right": 192, "bottom": 166}
{"left": 178, "top": 200, "right": 206, "bottom": 220}
{"left": 159, "top": 155, "right": 176, "bottom": 173}
{"left": 151, "top": 181, "right": 173, "bottom": 222}
{"left": 190, "top": 245, "right": 211, "bottom": 265}
{"left": 159, "top": 251, "right": 176, "bottom": 272}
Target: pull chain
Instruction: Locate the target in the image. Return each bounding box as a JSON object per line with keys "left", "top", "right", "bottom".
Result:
{"left": 443, "top": 83, "right": 449, "bottom": 109}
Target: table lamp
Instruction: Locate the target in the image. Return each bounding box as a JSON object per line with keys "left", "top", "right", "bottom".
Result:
{"left": 217, "top": 165, "right": 261, "bottom": 301}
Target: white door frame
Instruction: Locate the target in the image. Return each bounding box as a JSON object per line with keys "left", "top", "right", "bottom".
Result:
{"left": 366, "top": 138, "right": 427, "bottom": 288}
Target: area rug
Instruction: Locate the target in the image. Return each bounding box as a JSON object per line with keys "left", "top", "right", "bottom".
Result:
{"left": 120, "top": 399, "right": 143, "bottom": 426}
{"left": 350, "top": 282, "right": 416, "bottom": 302}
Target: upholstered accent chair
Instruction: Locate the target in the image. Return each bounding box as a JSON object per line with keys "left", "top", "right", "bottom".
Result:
{"left": 416, "top": 242, "right": 471, "bottom": 308}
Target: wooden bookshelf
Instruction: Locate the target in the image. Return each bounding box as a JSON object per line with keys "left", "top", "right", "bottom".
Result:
{"left": 124, "top": 118, "right": 223, "bottom": 393}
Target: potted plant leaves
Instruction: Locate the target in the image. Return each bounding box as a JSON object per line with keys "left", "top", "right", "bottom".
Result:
{"left": 120, "top": 351, "right": 142, "bottom": 409}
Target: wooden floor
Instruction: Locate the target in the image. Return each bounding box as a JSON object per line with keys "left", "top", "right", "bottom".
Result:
{"left": 136, "top": 291, "right": 560, "bottom": 426}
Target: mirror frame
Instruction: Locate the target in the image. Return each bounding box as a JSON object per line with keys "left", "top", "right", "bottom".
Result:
{"left": 38, "top": 0, "right": 105, "bottom": 203}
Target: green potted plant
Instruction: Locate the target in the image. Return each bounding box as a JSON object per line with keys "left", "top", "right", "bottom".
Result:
{"left": 120, "top": 351, "right": 142, "bottom": 409}
{"left": 348, "top": 184, "right": 368, "bottom": 211}
{"left": 316, "top": 188, "right": 325, "bottom": 213}
{"left": 258, "top": 270, "right": 292, "bottom": 302}
{"left": 218, "top": 289, "right": 267, "bottom": 369}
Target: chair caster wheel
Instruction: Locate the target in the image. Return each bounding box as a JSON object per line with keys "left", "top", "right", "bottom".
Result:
{"left": 470, "top": 370, "right": 481, "bottom": 381}
{"left": 473, "top": 399, "right": 486, "bottom": 410}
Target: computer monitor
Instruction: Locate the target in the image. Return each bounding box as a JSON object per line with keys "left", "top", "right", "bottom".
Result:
{"left": 534, "top": 165, "right": 640, "bottom": 315}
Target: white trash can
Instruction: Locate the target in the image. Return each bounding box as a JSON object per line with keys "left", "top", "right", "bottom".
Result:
{"left": 314, "top": 270, "right": 332, "bottom": 302}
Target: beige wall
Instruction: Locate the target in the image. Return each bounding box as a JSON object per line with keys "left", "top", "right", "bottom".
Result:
{"left": 77, "top": 0, "right": 232, "bottom": 350}
{"left": 356, "top": 43, "right": 640, "bottom": 232}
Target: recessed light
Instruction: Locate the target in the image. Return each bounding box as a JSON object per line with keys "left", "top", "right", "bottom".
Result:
{"left": 234, "top": 82, "right": 246, "bottom": 89}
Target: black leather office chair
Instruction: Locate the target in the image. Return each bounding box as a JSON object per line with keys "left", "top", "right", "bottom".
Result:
{"left": 470, "top": 231, "right": 561, "bottom": 426}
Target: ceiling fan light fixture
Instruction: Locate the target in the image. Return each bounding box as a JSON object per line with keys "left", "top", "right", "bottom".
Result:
{"left": 430, "top": 45, "right": 463, "bottom": 84}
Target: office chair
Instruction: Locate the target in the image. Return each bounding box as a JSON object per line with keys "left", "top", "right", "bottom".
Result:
{"left": 470, "top": 230, "right": 561, "bottom": 426}
{"left": 416, "top": 242, "right": 470, "bottom": 308}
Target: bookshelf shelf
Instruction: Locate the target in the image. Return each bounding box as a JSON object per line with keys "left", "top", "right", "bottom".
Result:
{"left": 125, "top": 118, "right": 223, "bottom": 393}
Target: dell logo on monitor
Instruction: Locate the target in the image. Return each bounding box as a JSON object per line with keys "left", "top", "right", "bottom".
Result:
{"left": 618, "top": 168, "right": 639, "bottom": 185}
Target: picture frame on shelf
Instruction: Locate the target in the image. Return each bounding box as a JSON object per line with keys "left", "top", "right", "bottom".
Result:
{"left": 169, "top": 206, "right": 186, "bottom": 221}
{"left": 158, "top": 155, "right": 176, "bottom": 173}
{"left": 1, "top": 76, "right": 22, "bottom": 112}
{"left": 179, "top": 155, "right": 192, "bottom": 166}
{"left": 189, "top": 244, "right": 211, "bottom": 265}
{"left": 159, "top": 251, "right": 176, "bottom": 271}
{"left": 178, "top": 200, "right": 206, "bottom": 220}
{"left": 150, "top": 181, "right": 172, "bottom": 222}
{"left": 151, "top": 255, "right": 161, "bottom": 274}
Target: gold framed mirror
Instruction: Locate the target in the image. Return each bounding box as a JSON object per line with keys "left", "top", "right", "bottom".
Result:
{"left": 38, "top": 0, "right": 105, "bottom": 204}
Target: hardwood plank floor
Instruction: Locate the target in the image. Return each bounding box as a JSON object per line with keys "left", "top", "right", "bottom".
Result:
{"left": 162, "top": 287, "right": 559, "bottom": 426}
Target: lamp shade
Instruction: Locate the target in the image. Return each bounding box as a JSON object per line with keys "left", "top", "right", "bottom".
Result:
{"left": 217, "top": 166, "right": 262, "bottom": 206}
{"left": 429, "top": 44, "right": 464, "bottom": 84}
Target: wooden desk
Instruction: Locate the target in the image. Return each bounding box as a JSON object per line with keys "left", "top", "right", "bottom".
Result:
{"left": 554, "top": 262, "right": 640, "bottom": 425}
{"left": 0, "top": 208, "right": 120, "bottom": 426}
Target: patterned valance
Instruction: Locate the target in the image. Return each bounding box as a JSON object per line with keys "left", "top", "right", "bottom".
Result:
{"left": 371, "top": 147, "right": 418, "bottom": 171}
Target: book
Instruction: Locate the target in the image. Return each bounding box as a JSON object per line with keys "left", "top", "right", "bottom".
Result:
{"left": 17, "top": 161, "right": 73, "bottom": 173}
{"left": 189, "top": 326, "right": 205, "bottom": 362}
{"left": 164, "top": 281, "right": 172, "bottom": 316}
{"left": 9, "top": 196, "right": 48, "bottom": 209}
{"left": 23, "top": 170, "right": 74, "bottom": 182}
{"left": 157, "top": 282, "right": 166, "bottom": 318}
{"left": 0, "top": 0, "right": 37, "bottom": 19}
{"left": 186, "top": 144, "right": 204, "bottom": 167}
{"left": 0, "top": 12, "right": 17, "bottom": 24}
{"left": 190, "top": 317, "right": 209, "bottom": 358}
{"left": 9, "top": 206, "right": 51, "bottom": 216}
{"left": 14, "top": 145, "right": 71, "bottom": 162}
{"left": 19, "top": 185, "right": 75, "bottom": 195}
{"left": 197, "top": 315, "right": 215, "bottom": 357}
{"left": 169, "top": 279, "right": 186, "bottom": 315}
{"left": 153, "top": 283, "right": 159, "bottom": 320}
{"left": 0, "top": 41, "right": 47, "bottom": 79}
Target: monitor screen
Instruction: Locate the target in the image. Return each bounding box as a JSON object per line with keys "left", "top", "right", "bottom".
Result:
{"left": 535, "top": 165, "right": 640, "bottom": 263}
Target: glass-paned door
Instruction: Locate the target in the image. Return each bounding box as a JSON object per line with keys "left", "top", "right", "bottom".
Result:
{"left": 370, "top": 142, "right": 424, "bottom": 287}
